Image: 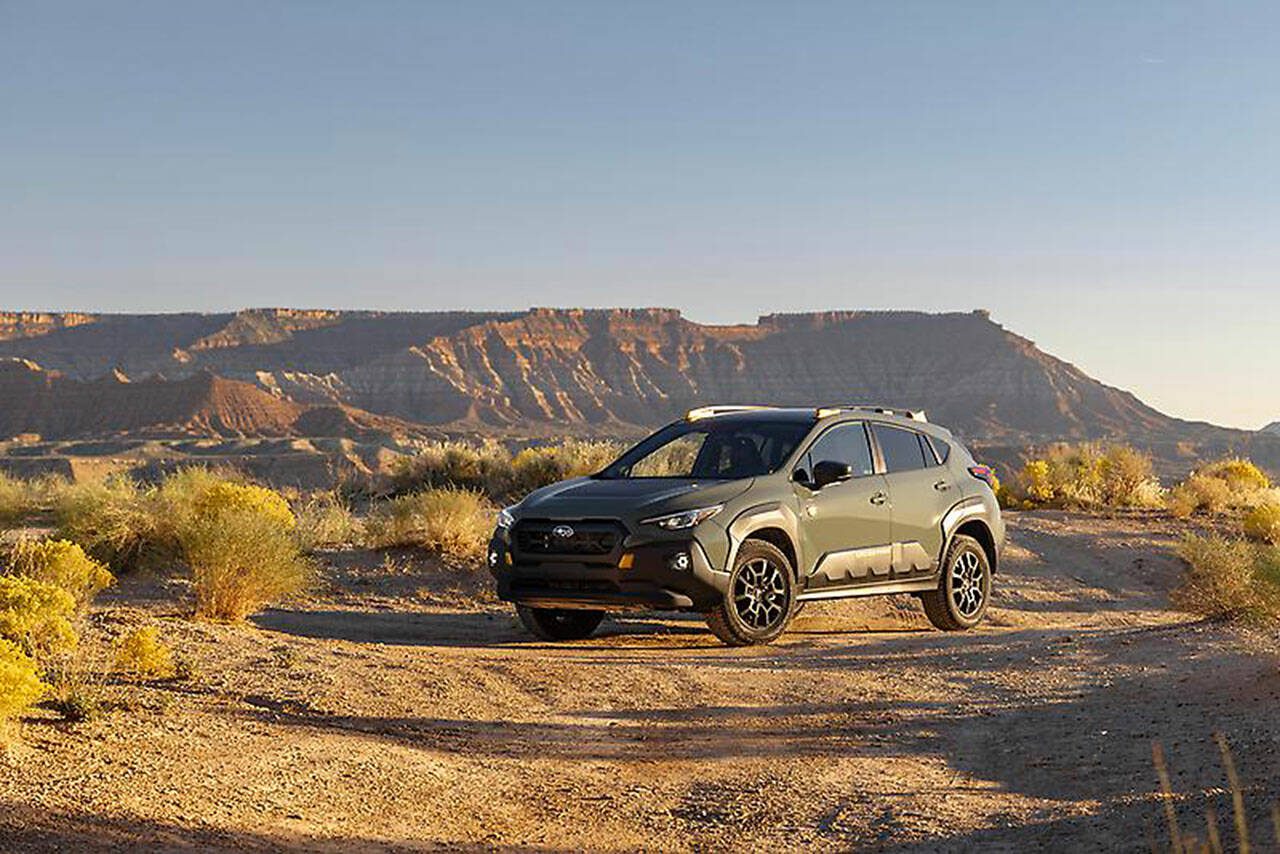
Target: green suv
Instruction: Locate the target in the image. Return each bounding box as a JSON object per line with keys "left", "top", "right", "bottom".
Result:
{"left": 488, "top": 405, "right": 1004, "bottom": 646}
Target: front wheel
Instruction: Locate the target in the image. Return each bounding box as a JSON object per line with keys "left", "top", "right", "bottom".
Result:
{"left": 704, "top": 540, "right": 797, "bottom": 646}
{"left": 921, "top": 534, "right": 991, "bottom": 631}
{"left": 516, "top": 605, "right": 605, "bottom": 641}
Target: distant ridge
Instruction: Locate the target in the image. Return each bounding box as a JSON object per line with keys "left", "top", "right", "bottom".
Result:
{"left": 0, "top": 307, "right": 1276, "bottom": 475}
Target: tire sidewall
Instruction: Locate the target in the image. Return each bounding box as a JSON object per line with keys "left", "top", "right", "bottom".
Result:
{"left": 721, "top": 541, "right": 796, "bottom": 643}
{"left": 941, "top": 535, "right": 991, "bottom": 628}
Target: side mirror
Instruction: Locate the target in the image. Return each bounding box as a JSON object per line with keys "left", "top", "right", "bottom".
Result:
{"left": 791, "top": 467, "right": 810, "bottom": 486}
{"left": 812, "top": 460, "right": 853, "bottom": 489}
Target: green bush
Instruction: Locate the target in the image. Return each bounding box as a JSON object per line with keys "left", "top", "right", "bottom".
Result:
{"left": 0, "top": 575, "right": 78, "bottom": 660}
{"left": 365, "top": 488, "right": 493, "bottom": 561}
{"left": 5, "top": 538, "right": 114, "bottom": 610}
{"left": 1174, "top": 535, "right": 1280, "bottom": 623}
{"left": 182, "top": 509, "right": 313, "bottom": 621}
{"left": 0, "top": 638, "right": 46, "bottom": 728}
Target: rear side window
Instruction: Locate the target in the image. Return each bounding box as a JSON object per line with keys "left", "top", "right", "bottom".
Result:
{"left": 927, "top": 435, "right": 951, "bottom": 464}
{"left": 872, "top": 424, "right": 928, "bottom": 473}
{"left": 800, "top": 422, "right": 875, "bottom": 479}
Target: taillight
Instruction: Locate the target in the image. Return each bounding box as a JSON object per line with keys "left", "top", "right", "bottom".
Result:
{"left": 968, "top": 465, "right": 996, "bottom": 488}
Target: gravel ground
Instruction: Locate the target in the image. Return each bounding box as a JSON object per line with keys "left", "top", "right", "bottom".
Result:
{"left": 2, "top": 510, "right": 1278, "bottom": 852}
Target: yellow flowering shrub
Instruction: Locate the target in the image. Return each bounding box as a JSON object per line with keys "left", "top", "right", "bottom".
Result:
{"left": 114, "top": 626, "right": 176, "bottom": 679}
{"left": 6, "top": 538, "right": 114, "bottom": 610}
{"left": 1243, "top": 503, "right": 1280, "bottom": 545}
{"left": 0, "top": 576, "right": 77, "bottom": 659}
{"left": 0, "top": 638, "right": 46, "bottom": 725}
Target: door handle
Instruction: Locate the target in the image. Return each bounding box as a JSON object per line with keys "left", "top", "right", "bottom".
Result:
{"left": 869, "top": 491, "right": 887, "bottom": 505}
{"left": 934, "top": 480, "right": 951, "bottom": 492}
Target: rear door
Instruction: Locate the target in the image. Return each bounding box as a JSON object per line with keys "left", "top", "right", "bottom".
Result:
{"left": 869, "top": 423, "right": 953, "bottom": 577}
{"left": 792, "top": 421, "right": 894, "bottom": 589}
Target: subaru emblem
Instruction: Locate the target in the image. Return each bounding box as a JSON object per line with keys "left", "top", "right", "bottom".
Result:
{"left": 552, "top": 525, "right": 575, "bottom": 539}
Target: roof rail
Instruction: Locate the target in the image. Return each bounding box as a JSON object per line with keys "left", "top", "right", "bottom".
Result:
{"left": 820, "top": 404, "right": 928, "bottom": 423}
{"left": 685, "top": 405, "right": 777, "bottom": 421}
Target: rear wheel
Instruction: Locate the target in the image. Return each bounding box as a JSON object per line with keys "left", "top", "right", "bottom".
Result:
{"left": 516, "top": 605, "right": 605, "bottom": 641}
{"left": 705, "top": 539, "right": 796, "bottom": 646}
{"left": 921, "top": 534, "right": 991, "bottom": 631}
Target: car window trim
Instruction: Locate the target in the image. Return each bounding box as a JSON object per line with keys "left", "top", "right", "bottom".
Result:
{"left": 868, "top": 421, "right": 938, "bottom": 475}
{"left": 791, "top": 420, "right": 879, "bottom": 482}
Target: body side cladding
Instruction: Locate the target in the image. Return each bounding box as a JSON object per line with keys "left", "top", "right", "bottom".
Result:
{"left": 939, "top": 496, "right": 998, "bottom": 573}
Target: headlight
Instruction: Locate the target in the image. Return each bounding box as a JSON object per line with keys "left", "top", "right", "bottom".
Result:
{"left": 641, "top": 504, "right": 723, "bottom": 531}
{"left": 496, "top": 506, "right": 516, "bottom": 530}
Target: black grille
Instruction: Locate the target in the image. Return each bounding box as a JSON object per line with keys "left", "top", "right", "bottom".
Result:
{"left": 513, "top": 520, "right": 624, "bottom": 557}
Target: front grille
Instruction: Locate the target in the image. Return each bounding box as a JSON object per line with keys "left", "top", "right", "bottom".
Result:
{"left": 513, "top": 519, "right": 625, "bottom": 558}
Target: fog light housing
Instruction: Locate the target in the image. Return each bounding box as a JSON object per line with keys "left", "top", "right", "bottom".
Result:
{"left": 668, "top": 551, "right": 691, "bottom": 571}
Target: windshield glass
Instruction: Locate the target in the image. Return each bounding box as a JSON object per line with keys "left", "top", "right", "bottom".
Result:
{"left": 600, "top": 418, "right": 814, "bottom": 480}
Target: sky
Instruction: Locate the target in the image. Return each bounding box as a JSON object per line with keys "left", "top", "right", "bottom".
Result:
{"left": 1, "top": 2, "right": 1277, "bottom": 429}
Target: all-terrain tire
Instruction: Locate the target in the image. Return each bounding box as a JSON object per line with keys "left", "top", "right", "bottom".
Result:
{"left": 515, "top": 606, "right": 606, "bottom": 641}
{"left": 921, "top": 534, "right": 992, "bottom": 631}
{"left": 704, "top": 539, "right": 797, "bottom": 646}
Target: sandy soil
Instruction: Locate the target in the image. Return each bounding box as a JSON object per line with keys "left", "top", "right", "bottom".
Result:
{"left": 2, "top": 510, "right": 1278, "bottom": 852}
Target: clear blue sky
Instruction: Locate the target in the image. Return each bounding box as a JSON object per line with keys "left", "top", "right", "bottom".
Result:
{"left": 1, "top": 2, "right": 1276, "bottom": 428}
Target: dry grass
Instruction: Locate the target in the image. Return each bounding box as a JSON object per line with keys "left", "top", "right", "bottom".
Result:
{"left": 293, "top": 491, "right": 363, "bottom": 551}
{"left": 391, "top": 439, "right": 622, "bottom": 501}
{"left": 53, "top": 476, "right": 165, "bottom": 570}
{"left": 181, "top": 509, "right": 314, "bottom": 621}
{"left": 5, "top": 538, "right": 114, "bottom": 610}
{"left": 1168, "top": 458, "right": 1274, "bottom": 519}
{"left": 1152, "top": 734, "right": 1279, "bottom": 853}
{"left": 365, "top": 487, "right": 493, "bottom": 561}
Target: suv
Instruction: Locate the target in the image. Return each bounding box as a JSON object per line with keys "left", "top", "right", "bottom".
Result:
{"left": 487, "top": 405, "right": 1004, "bottom": 646}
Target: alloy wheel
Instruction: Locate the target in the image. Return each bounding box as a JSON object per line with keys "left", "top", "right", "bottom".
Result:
{"left": 949, "top": 549, "right": 986, "bottom": 618}
{"left": 733, "top": 557, "right": 787, "bottom": 630}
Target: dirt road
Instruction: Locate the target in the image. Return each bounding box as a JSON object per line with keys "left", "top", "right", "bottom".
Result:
{"left": 3, "top": 511, "right": 1279, "bottom": 851}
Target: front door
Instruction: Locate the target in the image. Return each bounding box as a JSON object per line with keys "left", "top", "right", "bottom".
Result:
{"left": 792, "top": 422, "right": 894, "bottom": 590}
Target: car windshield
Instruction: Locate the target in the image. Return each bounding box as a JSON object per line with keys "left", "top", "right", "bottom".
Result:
{"left": 599, "top": 418, "right": 813, "bottom": 480}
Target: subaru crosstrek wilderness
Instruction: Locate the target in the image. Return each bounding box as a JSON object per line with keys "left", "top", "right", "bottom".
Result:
{"left": 488, "top": 405, "right": 1004, "bottom": 646}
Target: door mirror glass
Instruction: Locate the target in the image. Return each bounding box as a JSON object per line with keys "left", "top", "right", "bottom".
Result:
{"left": 812, "top": 459, "right": 853, "bottom": 489}
{"left": 791, "top": 467, "right": 811, "bottom": 486}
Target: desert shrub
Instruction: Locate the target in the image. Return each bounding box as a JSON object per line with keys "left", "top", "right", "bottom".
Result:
{"left": 0, "top": 473, "right": 34, "bottom": 527}
{"left": 1167, "top": 473, "right": 1234, "bottom": 518}
{"left": 293, "top": 491, "right": 362, "bottom": 551}
{"left": 365, "top": 487, "right": 493, "bottom": 560}
{"left": 5, "top": 538, "right": 114, "bottom": 610}
{"left": 54, "top": 476, "right": 163, "bottom": 569}
{"left": 154, "top": 468, "right": 294, "bottom": 534}
{"left": 1096, "top": 444, "right": 1161, "bottom": 506}
{"left": 1244, "top": 503, "right": 1280, "bottom": 545}
{"left": 181, "top": 509, "right": 313, "bottom": 621}
{"left": 390, "top": 441, "right": 513, "bottom": 495}
{"left": 508, "top": 439, "right": 622, "bottom": 496}
{"left": 1167, "top": 457, "right": 1273, "bottom": 518}
{"left": 1015, "top": 443, "right": 1160, "bottom": 508}
{"left": 0, "top": 576, "right": 77, "bottom": 659}
{"left": 0, "top": 638, "right": 46, "bottom": 727}
{"left": 114, "top": 626, "right": 175, "bottom": 679}
{"left": 1199, "top": 457, "right": 1271, "bottom": 493}
{"left": 391, "top": 439, "right": 624, "bottom": 501}
{"left": 1174, "top": 535, "right": 1280, "bottom": 623}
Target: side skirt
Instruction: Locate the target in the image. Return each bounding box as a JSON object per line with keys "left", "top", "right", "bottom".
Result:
{"left": 796, "top": 576, "right": 938, "bottom": 601}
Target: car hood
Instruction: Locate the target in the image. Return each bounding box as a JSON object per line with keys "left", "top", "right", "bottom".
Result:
{"left": 515, "top": 476, "right": 755, "bottom": 520}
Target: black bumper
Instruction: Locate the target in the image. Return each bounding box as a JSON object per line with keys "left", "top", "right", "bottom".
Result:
{"left": 489, "top": 537, "right": 727, "bottom": 612}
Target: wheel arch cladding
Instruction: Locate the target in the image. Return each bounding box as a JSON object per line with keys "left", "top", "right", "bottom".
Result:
{"left": 953, "top": 519, "right": 998, "bottom": 574}
{"left": 742, "top": 527, "right": 798, "bottom": 577}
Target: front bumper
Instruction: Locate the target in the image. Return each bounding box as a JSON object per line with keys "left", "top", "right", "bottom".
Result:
{"left": 488, "top": 529, "right": 729, "bottom": 612}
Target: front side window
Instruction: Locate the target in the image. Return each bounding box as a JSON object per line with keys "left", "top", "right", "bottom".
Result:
{"left": 797, "top": 422, "right": 875, "bottom": 480}
{"left": 872, "top": 424, "right": 929, "bottom": 472}
{"left": 601, "top": 418, "right": 813, "bottom": 480}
